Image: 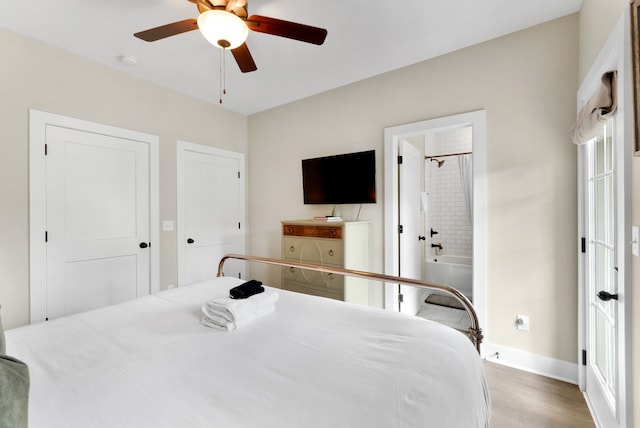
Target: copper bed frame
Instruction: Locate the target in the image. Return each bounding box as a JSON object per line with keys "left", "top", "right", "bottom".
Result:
{"left": 217, "top": 254, "right": 483, "bottom": 353}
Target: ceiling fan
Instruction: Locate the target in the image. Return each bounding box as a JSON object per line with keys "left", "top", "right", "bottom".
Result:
{"left": 134, "top": 0, "right": 328, "bottom": 73}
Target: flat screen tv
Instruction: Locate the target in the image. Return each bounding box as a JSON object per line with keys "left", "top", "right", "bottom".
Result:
{"left": 302, "top": 150, "right": 376, "bottom": 204}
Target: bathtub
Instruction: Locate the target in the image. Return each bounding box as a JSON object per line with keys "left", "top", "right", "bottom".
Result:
{"left": 423, "top": 255, "right": 473, "bottom": 300}
{"left": 398, "top": 255, "right": 473, "bottom": 317}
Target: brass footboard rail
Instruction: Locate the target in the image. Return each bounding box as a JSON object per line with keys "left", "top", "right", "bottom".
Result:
{"left": 217, "top": 253, "right": 483, "bottom": 353}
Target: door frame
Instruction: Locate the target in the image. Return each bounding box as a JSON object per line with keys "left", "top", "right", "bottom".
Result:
{"left": 576, "top": 14, "right": 632, "bottom": 427}
{"left": 176, "top": 141, "right": 246, "bottom": 286}
{"left": 29, "top": 109, "right": 160, "bottom": 324}
{"left": 383, "top": 109, "right": 487, "bottom": 350}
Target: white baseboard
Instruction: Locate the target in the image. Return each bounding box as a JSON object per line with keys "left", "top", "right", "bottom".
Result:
{"left": 482, "top": 342, "right": 579, "bottom": 384}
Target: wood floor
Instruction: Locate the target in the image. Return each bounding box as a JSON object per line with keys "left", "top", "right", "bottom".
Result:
{"left": 484, "top": 361, "right": 595, "bottom": 428}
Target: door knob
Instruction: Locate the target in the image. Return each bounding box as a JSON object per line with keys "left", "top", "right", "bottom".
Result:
{"left": 597, "top": 291, "right": 618, "bottom": 301}
{"left": 139, "top": 242, "right": 149, "bottom": 249}
{"left": 187, "top": 238, "right": 195, "bottom": 244}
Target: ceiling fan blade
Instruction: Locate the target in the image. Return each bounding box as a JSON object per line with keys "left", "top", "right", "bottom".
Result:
{"left": 231, "top": 42, "right": 257, "bottom": 73}
{"left": 246, "top": 15, "right": 327, "bottom": 45}
{"left": 134, "top": 19, "right": 199, "bottom": 42}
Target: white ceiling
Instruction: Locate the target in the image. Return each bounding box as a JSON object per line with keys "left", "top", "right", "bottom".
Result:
{"left": 0, "top": 0, "right": 582, "bottom": 115}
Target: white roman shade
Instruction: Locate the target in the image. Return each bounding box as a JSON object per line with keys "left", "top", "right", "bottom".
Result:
{"left": 569, "top": 70, "right": 617, "bottom": 145}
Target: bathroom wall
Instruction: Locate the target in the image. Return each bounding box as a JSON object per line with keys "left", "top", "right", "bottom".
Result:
{"left": 425, "top": 126, "right": 473, "bottom": 257}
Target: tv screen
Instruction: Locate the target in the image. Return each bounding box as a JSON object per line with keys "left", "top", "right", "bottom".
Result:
{"left": 302, "top": 150, "right": 376, "bottom": 204}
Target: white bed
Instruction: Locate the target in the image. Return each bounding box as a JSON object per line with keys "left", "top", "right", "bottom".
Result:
{"left": 4, "top": 257, "right": 490, "bottom": 428}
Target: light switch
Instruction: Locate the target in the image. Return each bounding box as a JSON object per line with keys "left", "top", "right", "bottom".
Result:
{"left": 632, "top": 225, "right": 640, "bottom": 257}
{"left": 163, "top": 220, "right": 174, "bottom": 232}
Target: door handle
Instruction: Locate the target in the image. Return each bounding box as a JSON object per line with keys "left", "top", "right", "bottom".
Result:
{"left": 139, "top": 242, "right": 149, "bottom": 249}
{"left": 418, "top": 236, "right": 426, "bottom": 241}
{"left": 597, "top": 291, "right": 618, "bottom": 301}
{"left": 187, "top": 238, "right": 195, "bottom": 244}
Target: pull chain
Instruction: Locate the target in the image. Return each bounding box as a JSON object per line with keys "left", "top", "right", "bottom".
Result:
{"left": 219, "top": 48, "right": 228, "bottom": 104}
{"left": 219, "top": 49, "right": 227, "bottom": 104}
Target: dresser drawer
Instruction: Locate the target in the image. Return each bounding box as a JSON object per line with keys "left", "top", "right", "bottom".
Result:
{"left": 282, "top": 266, "right": 344, "bottom": 291}
{"left": 283, "top": 224, "right": 343, "bottom": 239}
{"left": 282, "top": 236, "right": 344, "bottom": 265}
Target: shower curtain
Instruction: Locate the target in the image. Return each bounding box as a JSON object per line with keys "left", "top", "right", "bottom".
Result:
{"left": 457, "top": 154, "right": 473, "bottom": 224}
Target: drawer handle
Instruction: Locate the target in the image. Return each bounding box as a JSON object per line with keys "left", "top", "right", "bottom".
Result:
{"left": 328, "top": 249, "right": 334, "bottom": 257}
{"left": 289, "top": 267, "right": 295, "bottom": 273}
{"left": 289, "top": 246, "right": 295, "bottom": 252}
{"left": 329, "top": 229, "right": 336, "bottom": 237}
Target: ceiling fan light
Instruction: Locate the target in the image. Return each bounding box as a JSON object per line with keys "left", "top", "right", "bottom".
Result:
{"left": 197, "top": 10, "right": 248, "bottom": 50}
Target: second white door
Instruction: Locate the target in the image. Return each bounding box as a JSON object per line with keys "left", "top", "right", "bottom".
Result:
{"left": 178, "top": 142, "right": 245, "bottom": 285}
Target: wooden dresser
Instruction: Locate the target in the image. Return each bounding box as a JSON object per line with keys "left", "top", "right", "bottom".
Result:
{"left": 281, "top": 220, "right": 371, "bottom": 305}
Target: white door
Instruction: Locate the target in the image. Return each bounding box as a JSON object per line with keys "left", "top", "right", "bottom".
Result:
{"left": 178, "top": 143, "right": 245, "bottom": 285}
{"left": 581, "top": 120, "right": 626, "bottom": 428}
{"left": 398, "top": 139, "right": 422, "bottom": 315}
{"left": 45, "top": 125, "right": 150, "bottom": 319}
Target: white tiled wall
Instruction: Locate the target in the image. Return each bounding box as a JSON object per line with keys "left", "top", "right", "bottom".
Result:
{"left": 425, "top": 126, "right": 473, "bottom": 258}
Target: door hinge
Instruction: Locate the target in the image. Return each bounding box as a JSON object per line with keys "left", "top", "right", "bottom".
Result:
{"left": 581, "top": 237, "right": 586, "bottom": 253}
{"left": 397, "top": 155, "right": 403, "bottom": 164}
{"left": 582, "top": 349, "right": 587, "bottom": 366}
{"left": 398, "top": 293, "right": 404, "bottom": 303}
{"left": 398, "top": 225, "right": 403, "bottom": 234}
{"left": 44, "top": 144, "right": 48, "bottom": 156}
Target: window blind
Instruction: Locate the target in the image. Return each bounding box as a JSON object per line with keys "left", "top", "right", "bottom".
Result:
{"left": 569, "top": 70, "right": 617, "bottom": 145}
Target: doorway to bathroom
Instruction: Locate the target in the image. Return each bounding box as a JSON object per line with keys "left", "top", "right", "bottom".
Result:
{"left": 384, "top": 110, "right": 486, "bottom": 343}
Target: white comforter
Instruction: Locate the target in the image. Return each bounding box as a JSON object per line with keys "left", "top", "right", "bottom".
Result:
{"left": 6, "top": 277, "right": 490, "bottom": 427}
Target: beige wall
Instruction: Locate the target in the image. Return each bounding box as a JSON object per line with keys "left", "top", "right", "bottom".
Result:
{"left": 0, "top": 28, "right": 248, "bottom": 330}
{"left": 248, "top": 15, "right": 579, "bottom": 362}
{"left": 578, "top": 0, "right": 629, "bottom": 81}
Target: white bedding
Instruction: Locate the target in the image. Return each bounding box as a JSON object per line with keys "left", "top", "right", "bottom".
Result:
{"left": 6, "top": 277, "right": 490, "bottom": 427}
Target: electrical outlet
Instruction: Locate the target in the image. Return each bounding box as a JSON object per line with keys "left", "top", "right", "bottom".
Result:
{"left": 516, "top": 314, "right": 529, "bottom": 331}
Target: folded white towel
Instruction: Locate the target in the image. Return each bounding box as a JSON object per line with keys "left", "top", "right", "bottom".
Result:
{"left": 200, "top": 290, "right": 279, "bottom": 331}
{"left": 200, "top": 304, "right": 276, "bottom": 331}
{"left": 204, "top": 297, "right": 257, "bottom": 323}
{"left": 203, "top": 290, "right": 279, "bottom": 322}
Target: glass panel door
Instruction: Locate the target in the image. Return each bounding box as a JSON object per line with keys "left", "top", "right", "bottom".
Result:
{"left": 586, "top": 119, "right": 619, "bottom": 420}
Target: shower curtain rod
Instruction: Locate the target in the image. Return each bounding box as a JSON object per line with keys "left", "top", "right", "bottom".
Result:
{"left": 424, "top": 151, "right": 472, "bottom": 160}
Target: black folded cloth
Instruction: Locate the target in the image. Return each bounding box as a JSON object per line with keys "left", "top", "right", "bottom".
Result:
{"left": 230, "top": 280, "right": 264, "bottom": 299}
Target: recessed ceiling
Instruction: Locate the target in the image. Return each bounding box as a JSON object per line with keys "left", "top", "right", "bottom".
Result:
{"left": 0, "top": 0, "right": 582, "bottom": 115}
